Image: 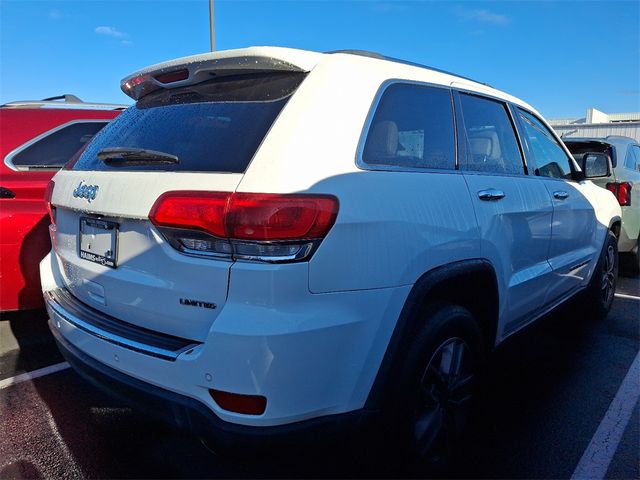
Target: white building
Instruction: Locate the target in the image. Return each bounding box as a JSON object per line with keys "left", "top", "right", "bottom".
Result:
{"left": 549, "top": 108, "right": 640, "bottom": 141}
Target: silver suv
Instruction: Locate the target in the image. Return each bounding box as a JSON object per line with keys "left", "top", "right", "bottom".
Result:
{"left": 564, "top": 136, "right": 640, "bottom": 274}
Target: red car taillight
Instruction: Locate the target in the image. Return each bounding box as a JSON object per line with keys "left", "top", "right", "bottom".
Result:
{"left": 606, "top": 182, "right": 632, "bottom": 206}
{"left": 44, "top": 180, "right": 56, "bottom": 225}
{"left": 149, "top": 192, "right": 229, "bottom": 237}
{"left": 149, "top": 191, "right": 339, "bottom": 262}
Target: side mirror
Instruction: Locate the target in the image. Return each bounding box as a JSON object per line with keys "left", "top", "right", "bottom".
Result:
{"left": 580, "top": 152, "right": 612, "bottom": 179}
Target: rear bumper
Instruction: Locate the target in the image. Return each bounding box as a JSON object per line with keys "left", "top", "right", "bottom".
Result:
{"left": 50, "top": 322, "right": 371, "bottom": 447}
{"left": 41, "top": 250, "right": 411, "bottom": 428}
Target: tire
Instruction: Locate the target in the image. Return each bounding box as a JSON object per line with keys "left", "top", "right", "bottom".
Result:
{"left": 389, "top": 302, "right": 484, "bottom": 471}
{"left": 583, "top": 230, "right": 618, "bottom": 319}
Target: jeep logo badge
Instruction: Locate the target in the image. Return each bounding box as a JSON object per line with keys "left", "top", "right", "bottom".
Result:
{"left": 72, "top": 181, "right": 99, "bottom": 203}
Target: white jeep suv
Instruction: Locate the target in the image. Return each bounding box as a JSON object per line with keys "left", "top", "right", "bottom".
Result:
{"left": 41, "top": 47, "right": 621, "bottom": 463}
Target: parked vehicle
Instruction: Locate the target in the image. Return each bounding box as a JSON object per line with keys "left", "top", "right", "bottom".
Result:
{"left": 0, "top": 95, "right": 125, "bottom": 311}
{"left": 563, "top": 136, "right": 640, "bottom": 275}
{"left": 40, "top": 48, "right": 622, "bottom": 465}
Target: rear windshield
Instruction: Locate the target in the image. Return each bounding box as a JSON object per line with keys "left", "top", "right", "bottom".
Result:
{"left": 564, "top": 142, "right": 617, "bottom": 168}
{"left": 70, "top": 72, "right": 306, "bottom": 173}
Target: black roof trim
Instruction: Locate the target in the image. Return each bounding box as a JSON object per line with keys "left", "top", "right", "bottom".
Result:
{"left": 327, "top": 49, "right": 491, "bottom": 87}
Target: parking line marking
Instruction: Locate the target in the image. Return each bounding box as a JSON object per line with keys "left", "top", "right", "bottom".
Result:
{"left": 0, "top": 362, "right": 70, "bottom": 390}
{"left": 571, "top": 350, "right": 640, "bottom": 480}
{"left": 614, "top": 293, "right": 640, "bottom": 301}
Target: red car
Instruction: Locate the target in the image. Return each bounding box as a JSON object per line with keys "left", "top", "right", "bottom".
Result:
{"left": 0, "top": 95, "right": 125, "bottom": 311}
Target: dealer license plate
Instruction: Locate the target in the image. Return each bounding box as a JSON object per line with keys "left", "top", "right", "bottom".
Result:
{"left": 79, "top": 217, "right": 118, "bottom": 268}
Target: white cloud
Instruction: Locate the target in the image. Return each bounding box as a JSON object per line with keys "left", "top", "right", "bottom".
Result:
{"left": 95, "top": 26, "right": 128, "bottom": 39}
{"left": 453, "top": 7, "right": 510, "bottom": 26}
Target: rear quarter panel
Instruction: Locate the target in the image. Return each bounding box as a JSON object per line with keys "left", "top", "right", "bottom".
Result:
{"left": 236, "top": 56, "right": 481, "bottom": 293}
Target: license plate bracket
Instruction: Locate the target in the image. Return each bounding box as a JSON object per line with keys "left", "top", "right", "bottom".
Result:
{"left": 79, "top": 217, "right": 118, "bottom": 268}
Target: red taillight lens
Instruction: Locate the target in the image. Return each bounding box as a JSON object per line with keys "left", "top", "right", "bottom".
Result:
{"left": 617, "top": 182, "right": 632, "bottom": 206}
{"left": 606, "top": 182, "right": 632, "bottom": 206}
{"left": 149, "top": 191, "right": 338, "bottom": 262}
{"left": 149, "top": 191, "right": 229, "bottom": 238}
{"left": 226, "top": 193, "right": 338, "bottom": 241}
{"left": 209, "top": 389, "right": 266, "bottom": 415}
{"left": 44, "top": 180, "right": 56, "bottom": 225}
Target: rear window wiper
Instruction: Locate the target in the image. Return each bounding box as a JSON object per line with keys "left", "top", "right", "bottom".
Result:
{"left": 97, "top": 147, "right": 179, "bottom": 166}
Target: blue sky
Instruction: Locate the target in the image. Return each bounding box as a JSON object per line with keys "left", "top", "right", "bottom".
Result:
{"left": 1, "top": 0, "right": 638, "bottom": 118}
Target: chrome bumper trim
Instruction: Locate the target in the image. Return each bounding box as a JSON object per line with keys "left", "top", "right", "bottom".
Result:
{"left": 45, "top": 288, "right": 200, "bottom": 361}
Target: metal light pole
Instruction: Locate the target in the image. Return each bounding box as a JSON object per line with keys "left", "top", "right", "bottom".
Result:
{"left": 209, "top": 0, "right": 215, "bottom": 51}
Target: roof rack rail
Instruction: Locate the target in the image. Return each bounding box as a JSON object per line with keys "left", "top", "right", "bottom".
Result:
{"left": 1, "top": 95, "right": 128, "bottom": 110}
{"left": 41, "top": 94, "right": 84, "bottom": 103}
{"left": 328, "top": 49, "right": 387, "bottom": 60}
{"left": 326, "top": 49, "right": 491, "bottom": 87}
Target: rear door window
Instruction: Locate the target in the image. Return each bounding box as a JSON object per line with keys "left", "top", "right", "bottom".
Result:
{"left": 457, "top": 93, "right": 525, "bottom": 175}
{"left": 71, "top": 72, "right": 306, "bottom": 173}
{"left": 361, "top": 83, "right": 455, "bottom": 170}
{"left": 10, "top": 121, "right": 108, "bottom": 169}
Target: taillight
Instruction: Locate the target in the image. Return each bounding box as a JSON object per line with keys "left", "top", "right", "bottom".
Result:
{"left": 44, "top": 180, "right": 56, "bottom": 225}
{"left": 149, "top": 192, "right": 229, "bottom": 237}
{"left": 149, "top": 191, "right": 339, "bottom": 262}
{"left": 606, "top": 182, "right": 632, "bottom": 206}
{"left": 226, "top": 193, "right": 338, "bottom": 241}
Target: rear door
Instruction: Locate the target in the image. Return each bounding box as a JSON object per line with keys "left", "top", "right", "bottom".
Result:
{"left": 48, "top": 72, "right": 306, "bottom": 341}
{"left": 513, "top": 108, "right": 598, "bottom": 303}
{"left": 454, "top": 91, "right": 554, "bottom": 336}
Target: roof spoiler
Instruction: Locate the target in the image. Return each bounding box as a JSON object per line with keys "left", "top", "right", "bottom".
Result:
{"left": 121, "top": 47, "right": 320, "bottom": 100}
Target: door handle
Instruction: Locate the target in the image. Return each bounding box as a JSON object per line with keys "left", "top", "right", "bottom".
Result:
{"left": 553, "top": 191, "right": 569, "bottom": 200}
{"left": 477, "top": 189, "right": 506, "bottom": 201}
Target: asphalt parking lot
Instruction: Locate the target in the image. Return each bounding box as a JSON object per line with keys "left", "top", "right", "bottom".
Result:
{"left": 1, "top": 274, "right": 638, "bottom": 479}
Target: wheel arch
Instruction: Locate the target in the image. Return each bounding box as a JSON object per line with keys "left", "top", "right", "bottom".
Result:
{"left": 364, "top": 259, "right": 499, "bottom": 411}
{"left": 609, "top": 218, "right": 621, "bottom": 238}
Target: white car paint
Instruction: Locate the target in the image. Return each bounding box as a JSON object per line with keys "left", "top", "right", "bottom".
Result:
{"left": 41, "top": 47, "right": 621, "bottom": 428}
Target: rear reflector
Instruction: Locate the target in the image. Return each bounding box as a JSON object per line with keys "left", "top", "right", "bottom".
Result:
{"left": 209, "top": 389, "right": 267, "bottom": 415}
{"left": 44, "top": 180, "right": 56, "bottom": 225}
{"left": 606, "top": 182, "right": 632, "bottom": 206}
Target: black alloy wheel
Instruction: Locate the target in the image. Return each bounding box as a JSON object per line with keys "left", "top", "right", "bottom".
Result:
{"left": 413, "top": 336, "right": 475, "bottom": 462}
